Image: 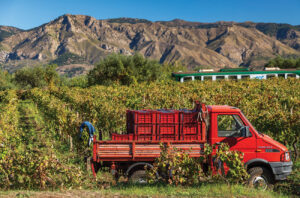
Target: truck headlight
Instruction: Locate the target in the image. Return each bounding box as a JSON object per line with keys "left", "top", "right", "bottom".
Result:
{"left": 285, "top": 152, "right": 290, "bottom": 161}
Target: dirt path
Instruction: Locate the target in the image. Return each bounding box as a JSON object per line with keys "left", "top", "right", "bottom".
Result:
{"left": 0, "top": 190, "right": 121, "bottom": 198}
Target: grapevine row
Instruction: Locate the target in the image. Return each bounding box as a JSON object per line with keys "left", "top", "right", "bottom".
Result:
{"left": 0, "top": 90, "right": 20, "bottom": 145}
{"left": 46, "top": 78, "right": 299, "bottom": 147}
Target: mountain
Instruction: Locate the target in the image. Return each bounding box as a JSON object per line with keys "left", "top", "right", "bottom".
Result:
{"left": 0, "top": 14, "right": 300, "bottom": 73}
{"left": 0, "top": 26, "right": 23, "bottom": 64}
{"left": 238, "top": 22, "right": 300, "bottom": 51}
{"left": 0, "top": 26, "right": 23, "bottom": 41}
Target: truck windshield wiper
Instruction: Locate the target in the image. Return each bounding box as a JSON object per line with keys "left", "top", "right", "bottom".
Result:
{"left": 258, "top": 131, "right": 264, "bottom": 136}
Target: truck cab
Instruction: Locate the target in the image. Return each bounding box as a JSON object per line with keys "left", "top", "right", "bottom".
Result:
{"left": 208, "top": 105, "right": 293, "bottom": 187}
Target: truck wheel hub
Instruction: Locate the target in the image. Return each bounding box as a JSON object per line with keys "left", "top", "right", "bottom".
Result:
{"left": 136, "top": 178, "right": 147, "bottom": 184}
{"left": 253, "top": 176, "right": 267, "bottom": 190}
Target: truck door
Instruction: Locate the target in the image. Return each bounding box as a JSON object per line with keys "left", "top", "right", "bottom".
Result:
{"left": 211, "top": 113, "right": 257, "bottom": 162}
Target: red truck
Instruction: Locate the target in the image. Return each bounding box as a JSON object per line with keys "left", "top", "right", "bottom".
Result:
{"left": 90, "top": 102, "right": 292, "bottom": 188}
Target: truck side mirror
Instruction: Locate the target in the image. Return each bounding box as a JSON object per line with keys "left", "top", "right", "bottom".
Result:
{"left": 241, "top": 126, "right": 250, "bottom": 137}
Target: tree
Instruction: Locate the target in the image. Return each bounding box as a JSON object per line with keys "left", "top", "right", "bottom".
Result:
{"left": 61, "top": 75, "right": 88, "bottom": 88}
{"left": 265, "top": 56, "right": 300, "bottom": 69}
{"left": 88, "top": 53, "right": 162, "bottom": 86}
{"left": 0, "top": 69, "right": 15, "bottom": 90}
{"left": 14, "top": 64, "right": 59, "bottom": 88}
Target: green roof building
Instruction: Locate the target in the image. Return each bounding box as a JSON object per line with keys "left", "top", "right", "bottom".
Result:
{"left": 172, "top": 69, "right": 300, "bottom": 82}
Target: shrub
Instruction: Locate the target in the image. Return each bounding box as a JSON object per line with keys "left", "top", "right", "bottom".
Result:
{"left": 147, "top": 143, "right": 249, "bottom": 185}
{"left": 0, "top": 148, "right": 83, "bottom": 189}
{"left": 88, "top": 53, "right": 162, "bottom": 86}
{"left": 265, "top": 56, "right": 300, "bottom": 69}
{"left": 0, "top": 69, "right": 15, "bottom": 90}
{"left": 212, "top": 143, "right": 249, "bottom": 183}
{"left": 146, "top": 143, "right": 204, "bottom": 185}
{"left": 14, "top": 64, "right": 59, "bottom": 88}
{"left": 61, "top": 75, "right": 88, "bottom": 88}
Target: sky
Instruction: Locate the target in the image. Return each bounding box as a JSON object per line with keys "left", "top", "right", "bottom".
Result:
{"left": 0, "top": 0, "right": 299, "bottom": 30}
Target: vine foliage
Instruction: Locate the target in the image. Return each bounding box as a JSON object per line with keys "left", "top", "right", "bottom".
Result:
{"left": 147, "top": 143, "right": 249, "bottom": 185}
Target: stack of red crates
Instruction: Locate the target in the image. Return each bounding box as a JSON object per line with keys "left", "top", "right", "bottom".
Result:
{"left": 156, "top": 110, "right": 179, "bottom": 140}
{"left": 112, "top": 102, "right": 206, "bottom": 141}
{"left": 127, "top": 110, "right": 157, "bottom": 141}
{"left": 180, "top": 110, "right": 202, "bottom": 141}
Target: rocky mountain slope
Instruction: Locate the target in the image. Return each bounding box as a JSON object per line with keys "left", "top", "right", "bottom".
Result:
{"left": 1, "top": 14, "right": 300, "bottom": 72}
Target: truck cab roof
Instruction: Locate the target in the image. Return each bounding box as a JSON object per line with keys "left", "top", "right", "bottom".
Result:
{"left": 207, "top": 105, "right": 241, "bottom": 113}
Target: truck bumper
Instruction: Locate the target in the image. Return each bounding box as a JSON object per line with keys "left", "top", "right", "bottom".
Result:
{"left": 269, "top": 161, "right": 293, "bottom": 180}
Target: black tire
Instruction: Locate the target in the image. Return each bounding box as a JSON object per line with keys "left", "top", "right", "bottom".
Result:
{"left": 129, "top": 170, "right": 147, "bottom": 184}
{"left": 248, "top": 167, "right": 274, "bottom": 190}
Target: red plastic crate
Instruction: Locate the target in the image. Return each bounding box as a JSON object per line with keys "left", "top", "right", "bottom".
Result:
{"left": 179, "top": 111, "right": 201, "bottom": 140}
{"left": 128, "top": 110, "right": 156, "bottom": 124}
{"left": 180, "top": 111, "right": 198, "bottom": 123}
{"left": 111, "top": 133, "right": 134, "bottom": 141}
{"left": 127, "top": 110, "right": 157, "bottom": 137}
{"left": 136, "top": 135, "right": 153, "bottom": 141}
{"left": 134, "top": 124, "right": 155, "bottom": 135}
{"left": 181, "top": 123, "right": 199, "bottom": 135}
{"left": 156, "top": 123, "right": 178, "bottom": 140}
{"left": 156, "top": 110, "right": 179, "bottom": 124}
{"left": 158, "top": 135, "right": 177, "bottom": 141}
{"left": 157, "top": 124, "right": 177, "bottom": 135}
{"left": 181, "top": 135, "right": 199, "bottom": 141}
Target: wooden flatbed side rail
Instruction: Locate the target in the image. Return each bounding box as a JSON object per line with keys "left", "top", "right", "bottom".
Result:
{"left": 93, "top": 140, "right": 205, "bottom": 162}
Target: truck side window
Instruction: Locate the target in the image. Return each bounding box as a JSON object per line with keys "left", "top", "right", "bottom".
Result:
{"left": 217, "top": 115, "right": 245, "bottom": 137}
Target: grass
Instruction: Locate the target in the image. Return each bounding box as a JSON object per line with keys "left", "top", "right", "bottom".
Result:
{"left": 0, "top": 183, "right": 288, "bottom": 198}
{"left": 106, "top": 183, "right": 286, "bottom": 197}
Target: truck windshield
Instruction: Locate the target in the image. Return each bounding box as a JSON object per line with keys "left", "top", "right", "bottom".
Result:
{"left": 241, "top": 111, "right": 258, "bottom": 133}
{"left": 217, "top": 114, "right": 245, "bottom": 137}
{"left": 233, "top": 115, "right": 244, "bottom": 128}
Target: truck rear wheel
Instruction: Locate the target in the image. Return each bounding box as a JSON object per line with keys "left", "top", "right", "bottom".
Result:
{"left": 248, "top": 167, "right": 274, "bottom": 190}
{"left": 129, "top": 170, "right": 147, "bottom": 184}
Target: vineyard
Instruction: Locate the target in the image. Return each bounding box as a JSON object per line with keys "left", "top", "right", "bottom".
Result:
{"left": 0, "top": 78, "right": 299, "bottom": 195}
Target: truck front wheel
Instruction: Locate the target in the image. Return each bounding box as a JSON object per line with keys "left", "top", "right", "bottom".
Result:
{"left": 248, "top": 167, "right": 274, "bottom": 190}
{"left": 129, "top": 170, "right": 147, "bottom": 184}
